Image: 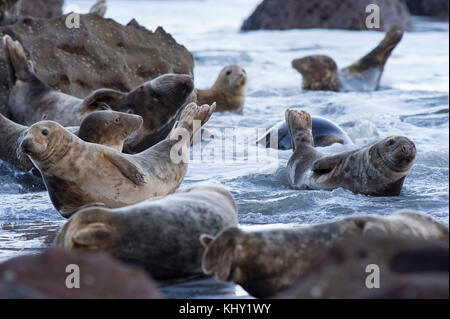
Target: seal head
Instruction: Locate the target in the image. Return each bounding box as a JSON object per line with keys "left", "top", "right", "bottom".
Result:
{"left": 292, "top": 55, "right": 339, "bottom": 91}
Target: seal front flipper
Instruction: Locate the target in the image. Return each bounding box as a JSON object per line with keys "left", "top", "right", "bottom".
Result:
{"left": 79, "top": 88, "right": 126, "bottom": 114}
{"left": 103, "top": 150, "right": 147, "bottom": 186}
{"left": 312, "top": 150, "right": 357, "bottom": 175}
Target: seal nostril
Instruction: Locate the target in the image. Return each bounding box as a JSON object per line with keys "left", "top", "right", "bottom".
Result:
{"left": 21, "top": 138, "right": 31, "bottom": 152}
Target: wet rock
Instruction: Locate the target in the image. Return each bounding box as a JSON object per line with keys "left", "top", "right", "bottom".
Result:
{"left": 0, "top": 248, "right": 162, "bottom": 298}
{"left": 241, "top": 0, "right": 413, "bottom": 32}
{"left": 402, "top": 0, "right": 449, "bottom": 20}
{"left": 276, "top": 236, "right": 449, "bottom": 299}
{"left": 0, "top": 14, "right": 194, "bottom": 115}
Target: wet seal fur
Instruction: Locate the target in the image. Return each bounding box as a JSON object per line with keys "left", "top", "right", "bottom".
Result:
{"left": 19, "top": 102, "right": 216, "bottom": 217}
{"left": 285, "top": 109, "right": 416, "bottom": 196}
{"left": 0, "top": 110, "right": 142, "bottom": 172}
{"left": 3, "top": 35, "right": 194, "bottom": 152}
{"left": 258, "top": 116, "right": 353, "bottom": 150}
{"left": 197, "top": 65, "right": 247, "bottom": 114}
{"left": 200, "top": 210, "right": 449, "bottom": 298}
{"left": 292, "top": 26, "right": 403, "bottom": 91}
{"left": 54, "top": 184, "right": 238, "bottom": 280}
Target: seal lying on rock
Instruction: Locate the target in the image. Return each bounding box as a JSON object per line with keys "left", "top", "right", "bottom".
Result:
{"left": 3, "top": 35, "right": 194, "bottom": 152}
{"left": 258, "top": 116, "right": 353, "bottom": 150}
{"left": 200, "top": 210, "right": 449, "bottom": 298}
{"left": 285, "top": 109, "right": 415, "bottom": 196}
{"left": 292, "top": 26, "right": 403, "bottom": 91}
{"left": 54, "top": 184, "right": 238, "bottom": 280}
{"left": 0, "top": 110, "right": 142, "bottom": 172}
{"left": 197, "top": 65, "right": 247, "bottom": 114}
{"left": 20, "top": 102, "right": 216, "bottom": 217}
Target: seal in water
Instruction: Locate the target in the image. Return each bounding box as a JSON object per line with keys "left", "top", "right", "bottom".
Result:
{"left": 285, "top": 109, "right": 415, "bottom": 196}
{"left": 197, "top": 65, "right": 247, "bottom": 114}
{"left": 292, "top": 26, "right": 403, "bottom": 91}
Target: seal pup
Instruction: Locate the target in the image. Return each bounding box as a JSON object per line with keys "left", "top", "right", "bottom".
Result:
{"left": 200, "top": 210, "right": 449, "bottom": 298}
{"left": 258, "top": 116, "right": 353, "bottom": 150}
{"left": 89, "top": 0, "right": 107, "bottom": 17}
{"left": 20, "top": 102, "right": 216, "bottom": 217}
{"left": 3, "top": 35, "right": 194, "bottom": 146}
{"left": 197, "top": 65, "right": 247, "bottom": 114}
{"left": 0, "top": 110, "right": 142, "bottom": 172}
{"left": 54, "top": 184, "right": 238, "bottom": 280}
{"left": 285, "top": 109, "right": 415, "bottom": 196}
{"left": 292, "top": 26, "right": 403, "bottom": 91}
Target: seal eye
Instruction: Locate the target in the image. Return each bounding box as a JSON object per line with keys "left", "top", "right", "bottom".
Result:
{"left": 41, "top": 129, "right": 50, "bottom": 136}
{"left": 386, "top": 139, "right": 395, "bottom": 146}
{"left": 115, "top": 117, "right": 121, "bottom": 123}
{"left": 226, "top": 70, "right": 232, "bottom": 76}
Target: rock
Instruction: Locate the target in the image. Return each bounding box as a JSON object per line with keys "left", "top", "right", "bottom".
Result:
{"left": 0, "top": 14, "right": 194, "bottom": 116}
{"left": 402, "top": 0, "right": 449, "bottom": 20}
{"left": 276, "top": 236, "right": 449, "bottom": 299}
{"left": 17, "top": 0, "right": 64, "bottom": 19}
{"left": 0, "top": 248, "right": 162, "bottom": 298}
{"left": 241, "top": 0, "right": 413, "bottom": 32}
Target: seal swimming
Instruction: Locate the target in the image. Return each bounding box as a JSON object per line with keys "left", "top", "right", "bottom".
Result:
{"left": 3, "top": 35, "right": 194, "bottom": 152}
{"left": 285, "top": 109, "right": 416, "bottom": 196}
{"left": 258, "top": 116, "right": 353, "bottom": 149}
{"left": 54, "top": 184, "right": 238, "bottom": 280}
{"left": 197, "top": 65, "right": 247, "bottom": 114}
{"left": 292, "top": 26, "right": 403, "bottom": 91}
{"left": 19, "top": 102, "right": 216, "bottom": 217}
{"left": 0, "top": 110, "right": 142, "bottom": 173}
{"left": 200, "top": 210, "right": 449, "bottom": 298}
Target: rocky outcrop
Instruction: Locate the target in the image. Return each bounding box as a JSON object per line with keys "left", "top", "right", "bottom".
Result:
{"left": 1, "top": 0, "right": 64, "bottom": 26}
{"left": 0, "top": 248, "right": 162, "bottom": 298}
{"left": 241, "top": 0, "right": 413, "bottom": 32}
{"left": 402, "top": 0, "right": 449, "bottom": 20}
{"left": 0, "top": 14, "right": 194, "bottom": 115}
{"left": 276, "top": 236, "right": 449, "bottom": 299}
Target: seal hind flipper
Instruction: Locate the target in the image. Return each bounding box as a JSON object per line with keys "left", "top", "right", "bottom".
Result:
{"left": 79, "top": 88, "right": 126, "bottom": 114}
{"left": 3, "top": 35, "right": 35, "bottom": 86}
{"left": 344, "top": 26, "right": 403, "bottom": 74}
{"left": 285, "top": 109, "right": 313, "bottom": 151}
{"left": 103, "top": 151, "right": 147, "bottom": 186}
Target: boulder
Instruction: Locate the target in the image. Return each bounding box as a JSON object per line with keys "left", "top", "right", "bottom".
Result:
{"left": 241, "top": 0, "right": 413, "bottom": 32}
{"left": 402, "top": 0, "right": 449, "bottom": 20}
{"left": 0, "top": 14, "right": 194, "bottom": 116}
{"left": 276, "top": 236, "right": 449, "bottom": 299}
{"left": 0, "top": 248, "right": 162, "bottom": 298}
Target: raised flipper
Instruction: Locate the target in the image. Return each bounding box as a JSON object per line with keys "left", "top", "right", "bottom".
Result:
{"left": 312, "top": 150, "right": 358, "bottom": 175}
{"left": 3, "top": 35, "right": 35, "bottom": 86}
{"left": 79, "top": 88, "right": 126, "bottom": 114}
{"left": 343, "top": 26, "right": 403, "bottom": 74}
{"left": 103, "top": 150, "right": 147, "bottom": 186}
{"left": 285, "top": 109, "right": 313, "bottom": 152}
